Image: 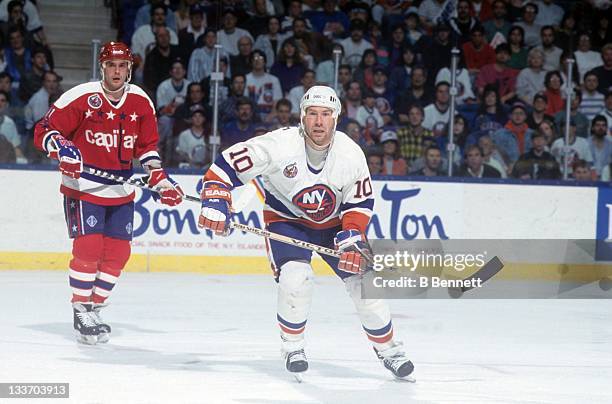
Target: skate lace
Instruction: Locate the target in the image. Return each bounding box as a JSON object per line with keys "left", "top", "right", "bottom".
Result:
{"left": 379, "top": 342, "right": 409, "bottom": 371}
{"left": 90, "top": 310, "right": 104, "bottom": 325}
{"left": 287, "top": 349, "right": 307, "bottom": 363}
{"left": 76, "top": 311, "right": 97, "bottom": 327}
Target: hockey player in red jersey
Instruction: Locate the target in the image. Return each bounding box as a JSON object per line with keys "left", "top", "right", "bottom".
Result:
{"left": 34, "top": 41, "right": 184, "bottom": 345}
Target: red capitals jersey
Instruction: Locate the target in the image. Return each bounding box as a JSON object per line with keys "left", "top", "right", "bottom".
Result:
{"left": 34, "top": 82, "right": 161, "bottom": 206}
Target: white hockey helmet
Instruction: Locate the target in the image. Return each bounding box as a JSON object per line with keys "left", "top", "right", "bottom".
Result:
{"left": 299, "top": 85, "right": 342, "bottom": 122}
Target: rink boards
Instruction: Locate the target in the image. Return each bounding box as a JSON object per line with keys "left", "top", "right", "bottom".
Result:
{"left": 1, "top": 169, "right": 611, "bottom": 279}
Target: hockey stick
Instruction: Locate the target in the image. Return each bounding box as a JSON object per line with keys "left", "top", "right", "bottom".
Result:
{"left": 84, "top": 167, "right": 341, "bottom": 258}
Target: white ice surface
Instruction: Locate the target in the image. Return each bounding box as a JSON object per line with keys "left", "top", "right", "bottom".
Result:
{"left": 1, "top": 271, "right": 611, "bottom": 404}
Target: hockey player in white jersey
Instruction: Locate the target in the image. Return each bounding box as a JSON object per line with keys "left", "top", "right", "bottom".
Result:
{"left": 197, "top": 85, "right": 414, "bottom": 380}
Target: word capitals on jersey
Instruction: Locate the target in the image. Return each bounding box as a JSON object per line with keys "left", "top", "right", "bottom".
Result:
{"left": 85, "top": 129, "right": 136, "bottom": 152}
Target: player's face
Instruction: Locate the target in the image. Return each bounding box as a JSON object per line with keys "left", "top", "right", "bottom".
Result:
{"left": 103, "top": 59, "right": 130, "bottom": 91}
{"left": 303, "top": 106, "right": 335, "bottom": 147}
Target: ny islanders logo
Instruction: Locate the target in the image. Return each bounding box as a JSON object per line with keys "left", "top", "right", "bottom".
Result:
{"left": 292, "top": 185, "right": 336, "bottom": 222}
{"left": 88, "top": 94, "right": 102, "bottom": 109}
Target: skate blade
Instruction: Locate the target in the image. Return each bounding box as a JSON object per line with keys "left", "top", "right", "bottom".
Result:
{"left": 97, "top": 333, "right": 110, "bottom": 344}
{"left": 293, "top": 373, "right": 304, "bottom": 383}
{"left": 75, "top": 332, "right": 97, "bottom": 345}
{"left": 394, "top": 375, "right": 416, "bottom": 383}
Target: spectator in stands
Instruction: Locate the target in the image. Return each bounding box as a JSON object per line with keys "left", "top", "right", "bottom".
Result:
{"left": 371, "top": 66, "right": 394, "bottom": 124}
{"left": 476, "top": 44, "right": 518, "bottom": 105}
{"left": 550, "top": 120, "right": 593, "bottom": 174}
{"left": 410, "top": 145, "right": 444, "bottom": 177}
{"left": 507, "top": 25, "right": 528, "bottom": 70}
{"left": 336, "top": 64, "right": 352, "bottom": 98}
{"left": 131, "top": 4, "right": 179, "bottom": 80}
{"left": 352, "top": 49, "right": 378, "bottom": 91}
{"left": 511, "top": 131, "right": 560, "bottom": 179}
{"left": 555, "top": 90, "right": 589, "bottom": 138}
{"left": 389, "top": 46, "right": 415, "bottom": 96}
{"left": 340, "top": 19, "right": 373, "bottom": 69}
{"left": 315, "top": 43, "right": 343, "bottom": 87}
{"left": 534, "top": 0, "right": 563, "bottom": 27}
{"left": 397, "top": 105, "right": 434, "bottom": 163}
{"left": 173, "top": 82, "right": 209, "bottom": 136}
{"left": 423, "top": 23, "right": 453, "bottom": 84}
{"left": 456, "top": 145, "right": 502, "bottom": 178}
{"left": 580, "top": 72, "right": 606, "bottom": 122}
{"left": 516, "top": 48, "right": 547, "bottom": 105}
{"left": 188, "top": 29, "right": 228, "bottom": 83}
{"left": 289, "top": 17, "right": 325, "bottom": 64}
{"left": 134, "top": 0, "right": 177, "bottom": 34}
{"left": 526, "top": 93, "right": 553, "bottom": 130}
{"left": 267, "top": 98, "right": 295, "bottom": 130}
{"left": 175, "top": 107, "right": 208, "bottom": 168}
{"left": 230, "top": 35, "right": 254, "bottom": 78}
{"left": 554, "top": 11, "right": 578, "bottom": 53}
{"left": 0, "top": 89, "right": 21, "bottom": 161}
{"left": 282, "top": 0, "right": 309, "bottom": 34}
{"left": 356, "top": 90, "right": 384, "bottom": 143}
{"left": 423, "top": 81, "right": 450, "bottom": 131}
{"left": 543, "top": 71, "right": 564, "bottom": 116}
{"left": 403, "top": 11, "right": 423, "bottom": 50}
{"left": 469, "top": 0, "right": 493, "bottom": 23}
{"left": 1, "top": 0, "right": 48, "bottom": 49}
{"left": 516, "top": 3, "right": 542, "bottom": 48}
{"left": 200, "top": 57, "right": 231, "bottom": 107}
{"left": 588, "top": 115, "right": 612, "bottom": 179}
{"left": 18, "top": 47, "right": 46, "bottom": 103}
{"left": 592, "top": 43, "right": 612, "bottom": 94}
{"left": 0, "top": 132, "right": 16, "bottom": 163}
{"left": 394, "top": 66, "right": 433, "bottom": 124}
{"left": 417, "top": 0, "right": 454, "bottom": 33}
{"left": 221, "top": 97, "right": 256, "bottom": 149}
{"left": 217, "top": 9, "right": 253, "bottom": 56}
{"left": 462, "top": 25, "right": 496, "bottom": 76}
{"left": 1, "top": 1, "right": 32, "bottom": 49}
{"left": 538, "top": 119, "right": 558, "bottom": 148}
{"left": 379, "top": 130, "right": 408, "bottom": 176}
{"left": 244, "top": 0, "right": 272, "bottom": 39}
{"left": 574, "top": 33, "right": 603, "bottom": 83}
{"left": 4, "top": 27, "right": 31, "bottom": 87}
{"left": 246, "top": 50, "right": 283, "bottom": 120}
{"left": 344, "top": 80, "right": 362, "bottom": 120}
{"left": 571, "top": 159, "right": 593, "bottom": 181}
{"left": 478, "top": 135, "right": 508, "bottom": 177}
{"left": 156, "top": 59, "right": 190, "bottom": 159}
{"left": 307, "top": 0, "right": 349, "bottom": 39}
{"left": 436, "top": 59, "right": 476, "bottom": 105}
{"left": 449, "top": 0, "right": 479, "bottom": 47}
{"left": 177, "top": 4, "right": 205, "bottom": 60}
{"left": 220, "top": 74, "right": 247, "bottom": 123}
{"left": 483, "top": 0, "right": 511, "bottom": 43}
{"left": 559, "top": 50, "right": 580, "bottom": 88}
{"left": 384, "top": 25, "right": 408, "bottom": 70}
{"left": 591, "top": 13, "right": 611, "bottom": 52}
{"left": 344, "top": 119, "right": 367, "bottom": 148}
{"left": 599, "top": 90, "right": 612, "bottom": 132}
{"left": 492, "top": 102, "right": 532, "bottom": 165}
{"left": 255, "top": 16, "right": 290, "bottom": 70}
{"left": 174, "top": 0, "right": 203, "bottom": 32}
{"left": 473, "top": 85, "right": 508, "bottom": 133}
{"left": 367, "top": 152, "right": 383, "bottom": 175}
{"left": 535, "top": 26, "right": 562, "bottom": 72}
{"left": 143, "top": 26, "right": 182, "bottom": 95}
{"left": 287, "top": 69, "right": 315, "bottom": 119}
{"left": 271, "top": 38, "right": 307, "bottom": 95}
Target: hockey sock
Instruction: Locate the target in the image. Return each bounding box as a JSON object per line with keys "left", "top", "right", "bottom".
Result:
{"left": 92, "top": 237, "right": 130, "bottom": 304}
{"left": 277, "top": 261, "right": 314, "bottom": 349}
{"left": 70, "top": 234, "right": 104, "bottom": 303}
{"left": 344, "top": 274, "right": 395, "bottom": 349}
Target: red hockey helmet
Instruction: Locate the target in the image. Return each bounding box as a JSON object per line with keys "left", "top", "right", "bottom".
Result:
{"left": 99, "top": 41, "right": 133, "bottom": 65}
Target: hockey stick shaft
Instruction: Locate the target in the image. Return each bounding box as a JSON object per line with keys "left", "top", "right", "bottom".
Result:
{"left": 84, "top": 167, "right": 341, "bottom": 258}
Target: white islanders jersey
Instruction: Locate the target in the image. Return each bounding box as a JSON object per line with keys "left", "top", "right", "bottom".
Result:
{"left": 206, "top": 127, "right": 374, "bottom": 231}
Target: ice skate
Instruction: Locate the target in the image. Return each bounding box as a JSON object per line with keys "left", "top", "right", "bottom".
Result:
{"left": 375, "top": 342, "right": 415, "bottom": 382}
{"left": 91, "top": 303, "right": 111, "bottom": 343}
{"left": 282, "top": 348, "right": 308, "bottom": 382}
{"left": 72, "top": 302, "right": 100, "bottom": 345}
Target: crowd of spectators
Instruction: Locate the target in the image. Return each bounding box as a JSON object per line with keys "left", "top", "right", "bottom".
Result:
{"left": 0, "top": 0, "right": 611, "bottom": 183}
